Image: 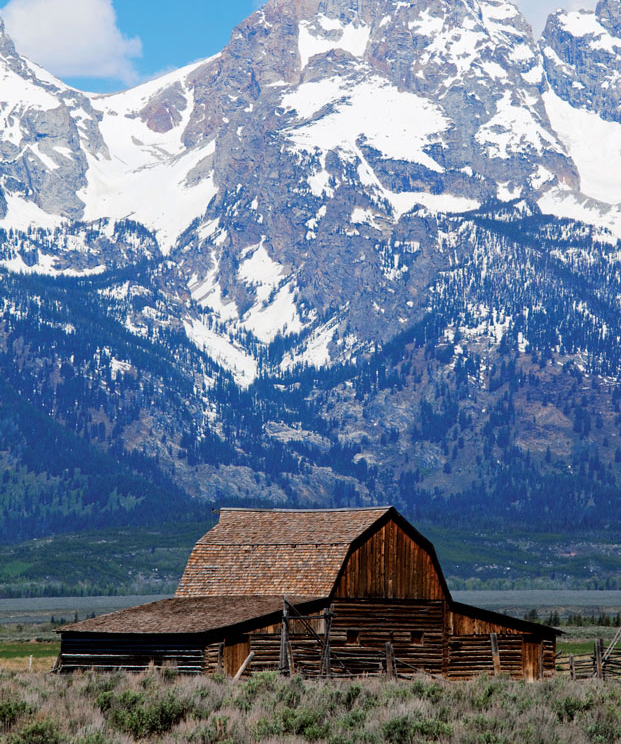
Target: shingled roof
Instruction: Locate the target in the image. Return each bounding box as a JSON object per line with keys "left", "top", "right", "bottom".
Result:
{"left": 61, "top": 596, "right": 323, "bottom": 635}
{"left": 176, "top": 507, "right": 392, "bottom": 598}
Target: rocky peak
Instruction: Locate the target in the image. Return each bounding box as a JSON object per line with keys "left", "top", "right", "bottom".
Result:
{"left": 542, "top": 0, "right": 621, "bottom": 124}
{"left": 597, "top": 0, "right": 621, "bottom": 36}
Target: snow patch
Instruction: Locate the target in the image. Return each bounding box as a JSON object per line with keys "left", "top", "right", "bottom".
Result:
{"left": 559, "top": 12, "right": 620, "bottom": 53}
{"left": 183, "top": 317, "right": 257, "bottom": 387}
{"left": 189, "top": 263, "right": 239, "bottom": 321}
{"left": 282, "top": 76, "right": 449, "bottom": 172}
{"left": 475, "top": 92, "right": 563, "bottom": 159}
{"left": 281, "top": 322, "right": 336, "bottom": 370}
{"left": 544, "top": 90, "right": 621, "bottom": 205}
{"left": 242, "top": 282, "right": 303, "bottom": 343}
{"left": 298, "top": 16, "right": 370, "bottom": 69}
{"left": 237, "top": 241, "right": 284, "bottom": 304}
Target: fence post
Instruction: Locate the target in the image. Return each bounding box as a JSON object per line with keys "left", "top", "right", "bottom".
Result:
{"left": 570, "top": 654, "right": 575, "bottom": 680}
{"left": 385, "top": 642, "right": 396, "bottom": 679}
{"left": 279, "top": 597, "right": 290, "bottom": 675}
{"left": 321, "top": 605, "right": 333, "bottom": 678}
{"left": 595, "top": 638, "right": 604, "bottom": 680}
{"left": 538, "top": 644, "right": 544, "bottom": 680}
{"left": 287, "top": 642, "right": 296, "bottom": 676}
{"left": 490, "top": 633, "right": 501, "bottom": 676}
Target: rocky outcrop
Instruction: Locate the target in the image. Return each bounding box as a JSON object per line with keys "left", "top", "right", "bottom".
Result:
{"left": 542, "top": 0, "right": 621, "bottom": 123}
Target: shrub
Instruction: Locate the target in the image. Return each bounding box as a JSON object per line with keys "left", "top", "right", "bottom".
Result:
{"left": 234, "top": 671, "right": 279, "bottom": 712}
{"left": 0, "top": 700, "right": 31, "bottom": 731}
{"left": 11, "top": 720, "right": 62, "bottom": 744}
{"left": 72, "top": 734, "right": 111, "bottom": 744}
{"left": 383, "top": 714, "right": 452, "bottom": 743}
{"left": 83, "top": 673, "right": 122, "bottom": 699}
{"left": 554, "top": 693, "right": 594, "bottom": 722}
{"left": 255, "top": 706, "right": 330, "bottom": 741}
{"left": 97, "top": 688, "right": 190, "bottom": 738}
{"left": 188, "top": 715, "right": 233, "bottom": 744}
{"left": 339, "top": 709, "right": 367, "bottom": 730}
{"left": 473, "top": 680, "right": 499, "bottom": 710}
{"left": 411, "top": 680, "right": 444, "bottom": 704}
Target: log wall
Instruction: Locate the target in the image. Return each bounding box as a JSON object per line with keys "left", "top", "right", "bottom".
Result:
{"left": 60, "top": 633, "right": 205, "bottom": 674}
{"left": 203, "top": 599, "right": 448, "bottom": 678}
{"left": 448, "top": 635, "right": 523, "bottom": 679}
{"left": 334, "top": 520, "right": 444, "bottom": 600}
{"left": 330, "top": 599, "right": 446, "bottom": 676}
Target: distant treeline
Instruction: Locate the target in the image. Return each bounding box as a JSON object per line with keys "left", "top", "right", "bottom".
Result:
{"left": 524, "top": 609, "right": 621, "bottom": 627}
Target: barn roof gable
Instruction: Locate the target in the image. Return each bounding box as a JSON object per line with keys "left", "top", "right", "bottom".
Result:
{"left": 176, "top": 506, "right": 398, "bottom": 598}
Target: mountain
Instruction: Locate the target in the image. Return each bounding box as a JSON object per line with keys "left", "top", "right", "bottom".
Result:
{"left": 1, "top": 0, "right": 621, "bottom": 580}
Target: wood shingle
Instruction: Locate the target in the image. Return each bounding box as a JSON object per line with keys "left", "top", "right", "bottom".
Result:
{"left": 176, "top": 507, "right": 391, "bottom": 598}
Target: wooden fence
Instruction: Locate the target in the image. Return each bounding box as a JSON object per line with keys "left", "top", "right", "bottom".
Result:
{"left": 556, "top": 628, "right": 621, "bottom": 680}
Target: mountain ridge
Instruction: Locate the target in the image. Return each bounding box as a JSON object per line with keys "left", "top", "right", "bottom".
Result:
{"left": 0, "top": 0, "right": 620, "bottom": 559}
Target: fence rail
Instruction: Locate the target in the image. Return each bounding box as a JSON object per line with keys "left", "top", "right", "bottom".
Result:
{"left": 556, "top": 632, "right": 621, "bottom": 680}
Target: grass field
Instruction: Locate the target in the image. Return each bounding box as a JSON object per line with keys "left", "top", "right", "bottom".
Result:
{"left": 0, "top": 641, "right": 59, "bottom": 672}
{"left": 0, "top": 668, "right": 618, "bottom": 744}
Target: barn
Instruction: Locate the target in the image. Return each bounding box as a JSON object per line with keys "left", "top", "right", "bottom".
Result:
{"left": 58, "top": 507, "right": 560, "bottom": 680}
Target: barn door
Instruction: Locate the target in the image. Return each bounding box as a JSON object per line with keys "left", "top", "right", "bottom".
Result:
{"left": 223, "top": 635, "right": 250, "bottom": 676}
{"left": 523, "top": 639, "right": 542, "bottom": 681}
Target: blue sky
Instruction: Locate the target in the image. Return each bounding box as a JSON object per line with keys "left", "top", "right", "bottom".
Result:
{"left": 0, "top": 0, "right": 598, "bottom": 93}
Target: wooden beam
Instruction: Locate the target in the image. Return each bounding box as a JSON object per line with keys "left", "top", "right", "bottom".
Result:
{"left": 385, "top": 642, "right": 396, "bottom": 680}
{"left": 216, "top": 642, "right": 224, "bottom": 674}
{"left": 603, "top": 627, "right": 621, "bottom": 662}
{"left": 595, "top": 638, "right": 604, "bottom": 680}
{"left": 287, "top": 642, "right": 296, "bottom": 676}
{"left": 490, "top": 633, "right": 501, "bottom": 677}
{"left": 280, "top": 597, "right": 289, "bottom": 675}
{"left": 321, "top": 606, "right": 333, "bottom": 678}
{"left": 233, "top": 652, "right": 255, "bottom": 682}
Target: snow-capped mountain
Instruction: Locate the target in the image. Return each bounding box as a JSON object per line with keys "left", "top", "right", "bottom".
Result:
{"left": 2, "top": 0, "right": 621, "bottom": 543}
{"left": 3, "top": 0, "right": 621, "bottom": 373}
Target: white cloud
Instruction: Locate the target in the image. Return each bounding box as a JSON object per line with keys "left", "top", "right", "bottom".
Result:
{"left": 515, "top": 0, "right": 598, "bottom": 36}
{"left": 0, "top": 0, "right": 142, "bottom": 84}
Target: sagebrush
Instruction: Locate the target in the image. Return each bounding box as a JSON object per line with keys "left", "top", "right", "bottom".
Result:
{"left": 0, "top": 670, "right": 618, "bottom": 743}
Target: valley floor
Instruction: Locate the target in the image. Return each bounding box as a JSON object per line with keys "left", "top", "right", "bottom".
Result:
{"left": 0, "top": 667, "right": 618, "bottom": 743}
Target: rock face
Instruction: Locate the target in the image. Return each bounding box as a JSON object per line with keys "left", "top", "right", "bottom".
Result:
{"left": 0, "top": 19, "right": 106, "bottom": 221}
{"left": 542, "top": 0, "right": 621, "bottom": 123}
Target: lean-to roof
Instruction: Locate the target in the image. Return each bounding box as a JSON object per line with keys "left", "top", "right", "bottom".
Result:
{"left": 176, "top": 507, "right": 391, "bottom": 598}
{"left": 61, "top": 595, "right": 324, "bottom": 635}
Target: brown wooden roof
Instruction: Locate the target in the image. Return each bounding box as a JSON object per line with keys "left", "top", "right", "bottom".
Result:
{"left": 176, "top": 507, "right": 392, "bottom": 598}
{"left": 60, "top": 596, "right": 324, "bottom": 635}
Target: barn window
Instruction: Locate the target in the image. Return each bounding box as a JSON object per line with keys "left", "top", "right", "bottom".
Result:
{"left": 346, "top": 629, "right": 360, "bottom": 645}
{"left": 411, "top": 631, "right": 424, "bottom": 645}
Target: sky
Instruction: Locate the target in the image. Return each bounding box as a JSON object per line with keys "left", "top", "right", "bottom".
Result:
{"left": 0, "top": 0, "right": 600, "bottom": 93}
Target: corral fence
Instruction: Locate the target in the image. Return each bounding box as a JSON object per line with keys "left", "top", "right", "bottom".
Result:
{"left": 556, "top": 627, "right": 621, "bottom": 680}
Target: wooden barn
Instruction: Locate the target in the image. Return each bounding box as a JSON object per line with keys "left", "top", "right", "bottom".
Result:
{"left": 59, "top": 507, "right": 560, "bottom": 680}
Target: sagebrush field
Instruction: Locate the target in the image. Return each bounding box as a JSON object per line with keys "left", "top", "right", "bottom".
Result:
{"left": 0, "top": 669, "right": 619, "bottom": 744}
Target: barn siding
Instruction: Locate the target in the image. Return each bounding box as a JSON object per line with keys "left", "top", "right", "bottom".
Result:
{"left": 334, "top": 520, "right": 444, "bottom": 600}
{"left": 60, "top": 633, "right": 206, "bottom": 674}
{"left": 330, "top": 599, "right": 445, "bottom": 676}
{"left": 447, "top": 610, "right": 557, "bottom": 680}
{"left": 449, "top": 610, "right": 523, "bottom": 636}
